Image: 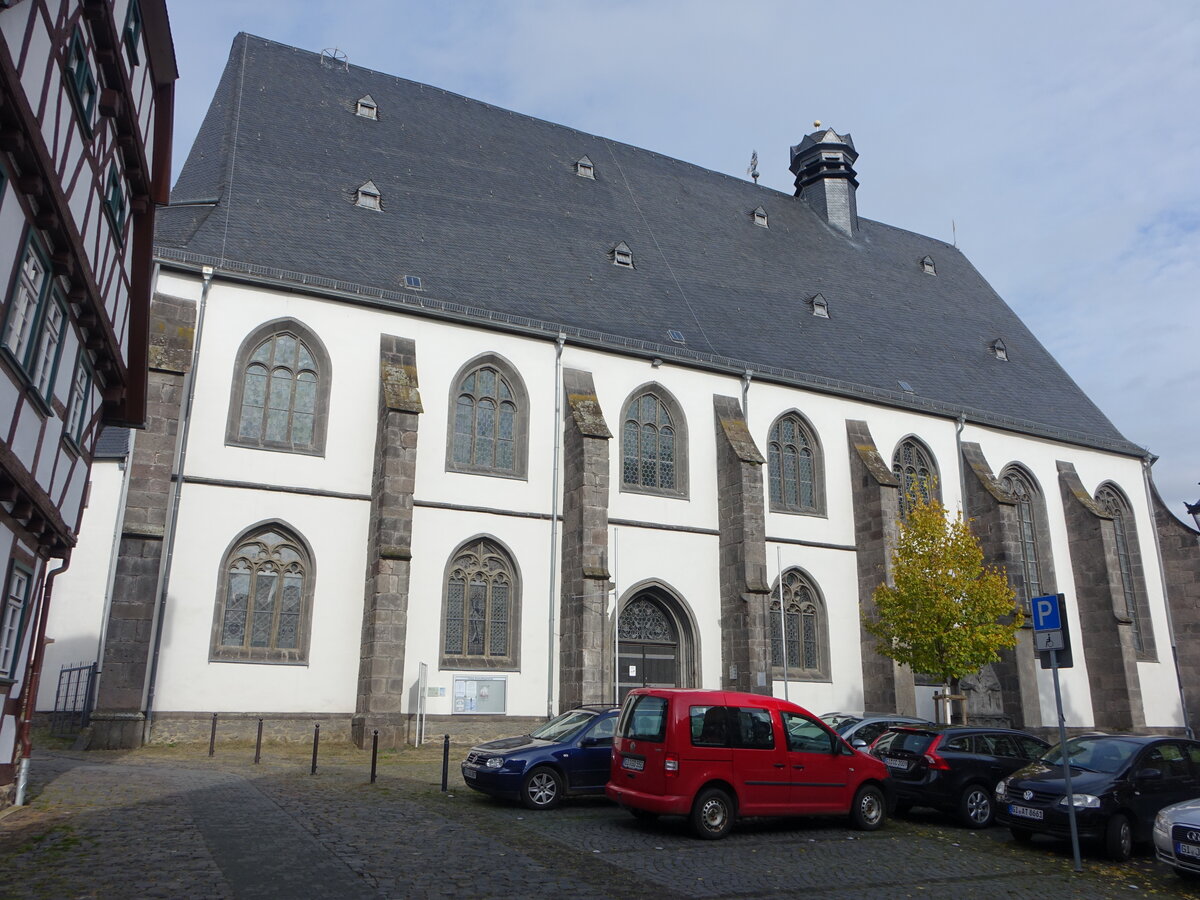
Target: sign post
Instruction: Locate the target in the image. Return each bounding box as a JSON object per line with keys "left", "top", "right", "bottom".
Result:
{"left": 1031, "top": 593, "right": 1082, "bottom": 872}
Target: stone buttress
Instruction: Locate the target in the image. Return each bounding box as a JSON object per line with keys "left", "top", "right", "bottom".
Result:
{"left": 558, "top": 369, "right": 613, "bottom": 709}
{"left": 1150, "top": 479, "right": 1200, "bottom": 733}
{"left": 352, "top": 336, "right": 422, "bottom": 748}
{"left": 846, "top": 420, "right": 916, "bottom": 715}
{"left": 714, "top": 395, "right": 771, "bottom": 694}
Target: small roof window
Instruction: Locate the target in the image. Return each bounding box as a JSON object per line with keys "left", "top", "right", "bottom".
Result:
{"left": 355, "top": 180, "right": 381, "bottom": 210}
{"left": 667, "top": 329, "right": 686, "bottom": 344}
{"left": 921, "top": 255, "right": 936, "bottom": 275}
{"left": 898, "top": 380, "right": 915, "bottom": 393}
{"left": 753, "top": 206, "right": 768, "bottom": 228}
{"left": 991, "top": 339, "right": 1008, "bottom": 361}
{"left": 405, "top": 275, "right": 423, "bottom": 290}
{"left": 356, "top": 95, "right": 378, "bottom": 120}
{"left": 611, "top": 241, "right": 633, "bottom": 268}
{"left": 809, "top": 293, "right": 829, "bottom": 318}
{"left": 576, "top": 156, "right": 595, "bottom": 179}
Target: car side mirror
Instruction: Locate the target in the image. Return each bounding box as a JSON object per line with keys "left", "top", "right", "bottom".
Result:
{"left": 1135, "top": 767, "right": 1163, "bottom": 781}
{"left": 582, "top": 736, "right": 613, "bottom": 748}
{"left": 852, "top": 739, "right": 868, "bottom": 749}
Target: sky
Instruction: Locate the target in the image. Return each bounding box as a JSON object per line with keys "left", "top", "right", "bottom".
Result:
{"left": 162, "top": 0, "right": 1199, "bottom": 519}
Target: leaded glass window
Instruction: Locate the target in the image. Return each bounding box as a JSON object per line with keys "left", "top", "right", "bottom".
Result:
{"left": 770, "top": 569, "right": 827, "bottom": 680}
{"left": 452, "top": 365, "right": 519, "bottom": 473}
{"left": 892, "top": 438, "right": 937, "bottom": 519}
{"left": 1001, "top": 469, "right": 1043, "bottom": 606}
{"left": 1096, "top": 486, "right": 1145, "bottom": 655}
{"left": 443, "top": 539, "right": 517, "bottom": 664}
{"left": 768, "top": 413, "right": 820, "bottom": 513}
{"left": 228, "top": 322, "right": 329, "bottom": 455}
{"left": 619, "top": 597, "right": 676, "bottom": 643}
{"left": 213, "top": 525, "right": 311, "bottom": 663}
{"left": 622, "top": 392, "right": 676, "bottom": 491}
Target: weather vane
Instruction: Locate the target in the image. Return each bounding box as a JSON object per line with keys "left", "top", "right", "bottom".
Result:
{"left": 747, "top": 150, "right": 759, "bottom": 184}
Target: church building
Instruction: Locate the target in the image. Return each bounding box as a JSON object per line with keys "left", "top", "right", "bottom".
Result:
{"left": 61, "top": 34, "right": 1196, "bottom": 750}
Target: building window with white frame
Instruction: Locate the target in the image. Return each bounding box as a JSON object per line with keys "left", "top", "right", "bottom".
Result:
{"left": 64, "top": 352, "right": 93, "bottom": 446}
{"left": 66, "top": 26, "right": 97, "bottom": 135}
{"left": 0, "top": 563, "right": 32, "bottom": 677}
{"left": 3, "top": 235, "right": 67, "bottom": 403}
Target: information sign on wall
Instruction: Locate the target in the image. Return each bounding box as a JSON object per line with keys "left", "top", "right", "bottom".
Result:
{"left": 452, "top": 675, "right": 507, "bottom": 714}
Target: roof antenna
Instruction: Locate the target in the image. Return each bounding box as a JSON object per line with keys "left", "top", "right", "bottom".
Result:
{"left": 320, "top": 48, "right": 348, "bottom": 71}
{"left": 952, "top": 219, "right": 957, "bottom": 247}
{"left": 747, "top": 150, "right": 759, "bottom": 184}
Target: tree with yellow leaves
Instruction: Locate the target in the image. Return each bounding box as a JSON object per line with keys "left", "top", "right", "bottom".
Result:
{"left": 863, "top": 490, "right": 1022, "bottom": 718}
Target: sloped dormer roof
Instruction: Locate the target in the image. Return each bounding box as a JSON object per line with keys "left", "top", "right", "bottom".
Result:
{"left": 159, "top": 34, "right": 1135, "bottom": 455}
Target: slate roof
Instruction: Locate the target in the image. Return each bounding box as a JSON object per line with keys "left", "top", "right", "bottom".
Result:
{"left": 93, "top": 426, "right": 130, "bottom": 459}
{"left": 157, "top": 34, "right": 1137, "bottom": 455}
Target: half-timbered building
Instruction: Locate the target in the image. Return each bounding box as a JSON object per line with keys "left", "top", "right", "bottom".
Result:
{"left": 0, "top": 0, "right": 174, "bottom": 805}
{"left": 64, "top": 34, "right": 1196, "bottom": 752}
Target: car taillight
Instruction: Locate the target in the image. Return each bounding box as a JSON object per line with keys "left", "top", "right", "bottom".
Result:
{"left": 664, "top": 754, "right": 679, "bottom": 776}
{"left": 923, "top": 736, "right": 950, "bottom": 770}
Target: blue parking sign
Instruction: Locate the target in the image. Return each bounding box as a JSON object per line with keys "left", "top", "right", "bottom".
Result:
{"left": 1031, "top": 594, "right": 1062, "bottom": 632}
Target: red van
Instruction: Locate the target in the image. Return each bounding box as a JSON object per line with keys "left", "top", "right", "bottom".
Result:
{"left": 606, "top": 688, "right": 891, "bottom": 839}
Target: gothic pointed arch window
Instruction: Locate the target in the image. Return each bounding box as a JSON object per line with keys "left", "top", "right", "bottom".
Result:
{"left": 769, "top": 568, "right": 829, "bottom": 681}
{"left": 767, "top": 411, "right": 824, "bottom": 515}
{"left": 447, "top": 354, "right": 529, "bottom": 478}
{"left": 1095, "top": 483, "right": 1155, "bottom": 659}
{"left": 441, "top": 538, "right": 520, "bottom": 669}
{"left": 892, "top": 437, "right": 939, "bottom": 519}
{"left": 999, "top": 466, "right": 1046, "bottom": 608}
{"left": 210, "top": 523, "right": 314, "bottom": 663}
{"left": 620, "top": 385, "right": 688, "bottom": 497}
{"left": 227, "top": 319, "right": 331, "bottom": 455}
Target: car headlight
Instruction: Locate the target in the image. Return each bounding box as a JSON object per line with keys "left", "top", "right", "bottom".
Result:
{"left": 996, "top": 778, "right": 1010, "bottom": 800}
{"left": 1057, "top": 793, "right": 1100, "bottom": 809}
{"left": 1153, "top": 813, "right": 1170, "bottom": 838}
{"left": 485, "top": 756, "right": 504, "bottom": 769}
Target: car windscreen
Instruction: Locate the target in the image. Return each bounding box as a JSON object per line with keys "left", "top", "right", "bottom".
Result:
{"left": 530, "top": 709, "right": 595, "bottom": 741}
{"left": 1043, "top": 736, "right": 1136, "bottom": 774}
{"left": 821, "top": 714, "right": 861, "bottom": 734}
{"left": 619, "top": 695, "right": 668, "bottom": 742}
{"left": 873, "top": 730, "right": 936, "bottom": 755}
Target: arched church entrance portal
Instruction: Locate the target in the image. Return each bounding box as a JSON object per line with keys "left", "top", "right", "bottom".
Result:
{"left": 618, "top": 592, "right": 691, "bottom": 702}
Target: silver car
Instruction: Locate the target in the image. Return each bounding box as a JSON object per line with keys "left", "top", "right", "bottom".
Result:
{"left": 820, "top": 712, "right": 933, "bottom": 749}
{"left": 1153, "top": 796, "right": 1200, "bottom": 877}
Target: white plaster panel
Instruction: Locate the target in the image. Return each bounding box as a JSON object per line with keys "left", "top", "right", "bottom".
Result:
{"left": 37, "top": 460, "right": 126, "bottom": 710}
{"left": 10, "top": 402, "right": 41, "bottom": 466}
{"left": 151, "top": 484, "right": 371, "bottom": 713}
{"left": 0, "top": 377, "right": 19, "bottom": 439}
{"left": 18, "top": 22, "right": 52, "bottom": 123}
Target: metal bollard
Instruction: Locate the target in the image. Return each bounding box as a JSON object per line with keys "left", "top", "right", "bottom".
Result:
{"left": 311, "top": 723, "right": 320, "bottom": 775}
{"left": 441, "top": 734, "right": 450, "bottom": 792}
{"left": 254, "top": 718, "right": 263, "bottom": 764}
{"left": 370, "top": 730, "right": 379, "bottom": 784}
{"left": 208, "top": 713, "right": 218, "bottom": 757}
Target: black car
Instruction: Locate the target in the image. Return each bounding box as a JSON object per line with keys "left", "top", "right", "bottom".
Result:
{"left": 820, "top": 712, "right": 933, "bottom": 749}
{"left": 996, "top": 733, "right": 1200, "bottom": 861}
{"left": 461, "top": 705, "right": 618, "bottom": 809}
{"left": 872, "top": 724, "right": 1050, "bottom": 828}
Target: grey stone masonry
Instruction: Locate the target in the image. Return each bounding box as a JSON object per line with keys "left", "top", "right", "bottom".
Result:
{"left": 1150, "top": 479, "right": 1200, "bottom": 734}
{"left": 961, "top": 443, "right": 1046, "bottom": 729}
{"left": 713, "top": 395, "right": 771, "bottom": 694}
{"left": 353, "top": 336, "right": 422, "bottom": 749}
{"left": 91, "top": 294, "right": 196, "bottom": 751}
{"left": 1057, "top": 462, "right": 1144, "bottom": 732}
{"left": 846, "top": 420, "right": 916, "bottom": 716}
{"left": 559, "top": 369, "right": 613, "bottom": 709}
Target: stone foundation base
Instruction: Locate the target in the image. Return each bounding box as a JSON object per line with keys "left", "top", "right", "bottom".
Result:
{"left": 88, "top": 711, "right": 146, "bottom": 750}
{"left": 145, "top": 712, "right": 353, "bottom": 745}
{"left": 352, "top": 713, "right": 546, "bottom": 749}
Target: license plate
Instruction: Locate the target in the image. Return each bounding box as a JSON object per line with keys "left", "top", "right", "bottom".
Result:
{"left": 463, "top": 767, "right": 476, "bottom": 779}
{"left": 1008, "top": 804, "right": 1043, "bottom": 820}
{"left": 622, "top": 756, "right": 644, "bottom": 771}
{"left": 1177, "top": 841, "right": 1200, "bottom": 859}
{"left": 883, "top": 757, "right": 908, "bottom": 770}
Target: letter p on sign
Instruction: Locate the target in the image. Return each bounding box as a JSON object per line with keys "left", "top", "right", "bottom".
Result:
{"left": 1032, "top": 595, "right": 1061, "bottom": 631}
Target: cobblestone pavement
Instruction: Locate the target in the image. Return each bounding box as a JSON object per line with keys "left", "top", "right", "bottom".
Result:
{"left": 2, "top": 737, "right": 1199, "bottom": 899}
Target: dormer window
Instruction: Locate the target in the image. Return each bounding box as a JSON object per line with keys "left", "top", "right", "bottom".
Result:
{"left": 753, "top": 206, "right": 768, "bottom": 228}
{"left": 991, "top": 339, "right": 1008, "bottom": 361}
{"left": 921, "top": 255, "right": 936, "bottom": 275}
{"left": 355, "top": 95, "right": 378, "bottom": 119}
{"left": 576, "top": 156, "right": 595, "bottom": 179}
{"left": 355, "top": 180, "right": 381, "bottom": 210}
{"left": 612, "top": 241, "right": 633, "bottom": 268}
{"left": 809, "top": 293, "right": 829, "bottom": 318}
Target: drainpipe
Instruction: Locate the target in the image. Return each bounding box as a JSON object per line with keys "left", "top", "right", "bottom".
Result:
{"left": 1142, "top": 455, "right": 1193, "bottom": 738}
{"left": 546, "top": 334, "right": 566, "bottom": 719}
{"left": 142, "top": 265, "right": 214, "bottom": 743}
{"left": 14, "top": 553, "right": 71, "bottom": 805}
{"left": 741, "top": 369, "right": 753, "bottom": 421}
{"left": 955, "top": 413, "right": 968, "bottom": 517}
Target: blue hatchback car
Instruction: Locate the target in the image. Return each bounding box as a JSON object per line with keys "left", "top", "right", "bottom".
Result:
{"left": 461, "top": 705, "right": 618, "bottom": 809}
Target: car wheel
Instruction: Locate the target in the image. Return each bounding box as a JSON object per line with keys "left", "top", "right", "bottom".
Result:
{"left": 690, "top": 787, "right": 735, "bottom": 839}
{"left": 520, "top": 766, "right": 564, "bottom": 810}
{"left": 1104, "top": 813, "right": 1133, "bottom": 862}
{"left": 958, "top": 784, "right": 994, "bottom": 829}
{"left": 1010, "top": 827, "right": 1034, "bottom": 844}
{"left": 850, "top": 784, "right": 886, "bottom": 831}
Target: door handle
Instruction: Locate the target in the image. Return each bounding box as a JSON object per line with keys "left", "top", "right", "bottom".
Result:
{"left": 774, "top": 762, "right": 786, "bottom": 768}
{"left": 793, "top": 765, "right": 805, "bottom": 770}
